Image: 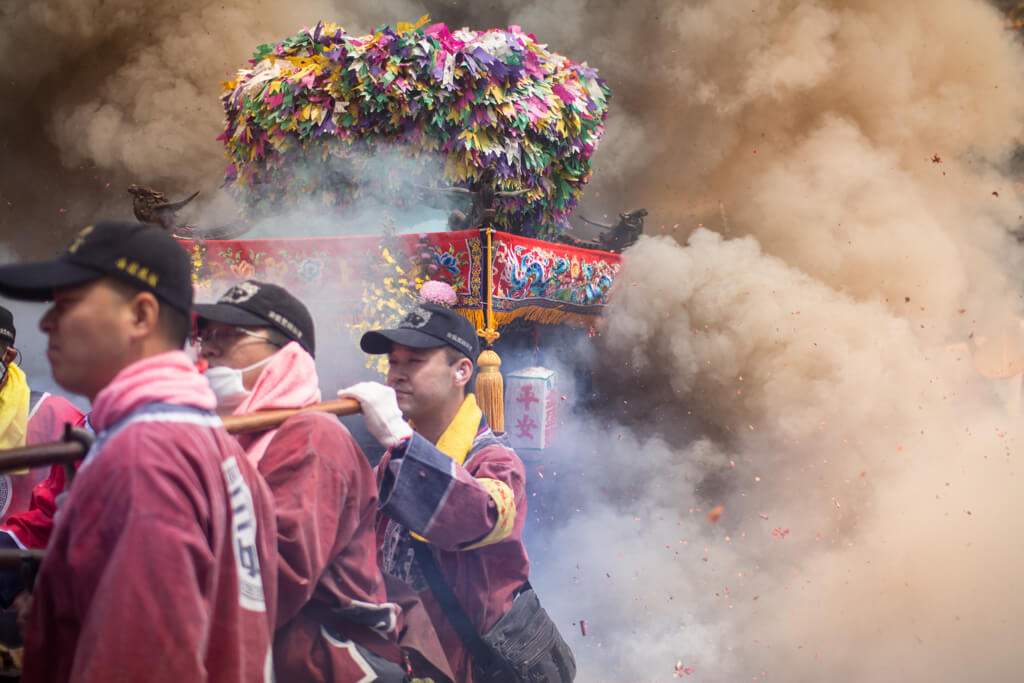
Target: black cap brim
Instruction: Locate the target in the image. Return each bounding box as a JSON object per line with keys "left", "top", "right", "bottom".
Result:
{"left": 194, "top": 302, "right": 272, "bottom": 329}
{"left": 0, "top": 260, "right": 102, "bottom": 302}
{"left": 360, "top": 328, "right": 449, "bottom": 354}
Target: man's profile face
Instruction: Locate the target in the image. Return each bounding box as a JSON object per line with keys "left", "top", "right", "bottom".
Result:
{"left": 39, "top": 278, "right": 135, "bottom": 400}
{"left": 386, "top": 344, "right": 460, "bottom": 423}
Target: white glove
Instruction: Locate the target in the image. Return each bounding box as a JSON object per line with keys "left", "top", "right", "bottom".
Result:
{"left": 338, "top": 381, "right": 413, "bottom": 448}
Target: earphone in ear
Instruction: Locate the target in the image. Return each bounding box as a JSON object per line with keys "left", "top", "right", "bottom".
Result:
{"left": 456, "top": 368, "right": 466, "bottom": 379}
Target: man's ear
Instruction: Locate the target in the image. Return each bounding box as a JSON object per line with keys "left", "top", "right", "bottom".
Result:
{"left": 453, "top": 357, "right": 473, "bottom": 387}
{"left": 2, "top": 347, "right": 15, "bottom": 364}
{"left": 127, "top": 291, "right": 162, "bottom": 339}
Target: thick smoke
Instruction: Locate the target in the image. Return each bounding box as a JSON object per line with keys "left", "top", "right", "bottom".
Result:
{"left": 522, "top": 2, "right": 1024, "bottom": 682}
{"left": 540, "top": 230, "right": 1022, "bottom": 681}
{"left": 0, "top": 0, "right": 423, "bottom": 255}
{"left": 2, "top": 1, "right": 1024, "bottom": 682}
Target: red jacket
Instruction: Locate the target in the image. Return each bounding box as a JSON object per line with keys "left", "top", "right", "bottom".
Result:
{"left": 24, "top": 392, "right": 85, "bottom": 446}
{"left": 22, "top": 402, "right": 278, "bottom": 683}
{"left": 376, "top": 420, "right": 530, "bottom": 683}
{"left": 0, "top": 393, "right": 87, "bottom": 548}
{"left": 257, "top": 411, "right": 404, "bottom": 682}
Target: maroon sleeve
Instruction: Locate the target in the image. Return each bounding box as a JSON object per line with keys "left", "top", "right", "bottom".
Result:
{"left": 440, "top": 443, "right": 527, "bottom": 548}
{"left": 378, "top": 435, "right": 525, "bottom": 550}
{"left": 258, "top": 412, "right": 376, "bottom": 627}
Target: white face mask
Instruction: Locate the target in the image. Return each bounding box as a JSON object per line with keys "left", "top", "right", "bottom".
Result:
{"left": 204, "top": 355, "right": 273, "bottom": 412}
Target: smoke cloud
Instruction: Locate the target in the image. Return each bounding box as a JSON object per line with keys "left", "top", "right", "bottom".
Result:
{"left": 539, "top": 229, "right": 1021, "bottom": 680}
{"left": 2, "top": 1, "right": 1024, "bottom": 681}
{"left": 518, "top": 2, "right": 1024, "bottom": 681}
{"left": 0, "top": 0, "right": 423, "bottom": 255}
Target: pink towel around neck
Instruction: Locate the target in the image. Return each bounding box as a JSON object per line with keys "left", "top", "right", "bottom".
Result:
{"left": 233, "top": 342, "right": 321, "bottom": 464}
{"left": 91, "top": 351, "right": 217, "bottom": 432}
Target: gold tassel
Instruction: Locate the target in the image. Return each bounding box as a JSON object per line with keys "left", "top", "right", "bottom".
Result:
{"left": 455, "top": 308, "right": 487, "bottom": 332}
{"left": 475, "top": 348, "right": 504, "bottom": 433}
{"left": 474, "top": 228, "right": 504, "bottom": 433}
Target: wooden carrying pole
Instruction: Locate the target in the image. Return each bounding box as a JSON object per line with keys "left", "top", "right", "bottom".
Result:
{"left": 0, "top": 399, "right": 362, "bottom": 474}
{"left": 0, "top": 548, "right": 46, "bottom": 594}
{"left": 221, "top": 398, "right": 361, "bottom": 434}
{"left": 0, "top": 425, "right": 93, "bottom": 476}
{"left": 0, "top": 441, "right": 88, "bottom": 474}
{"left": 0, "top": 549, "right": 45, "bottom": 571}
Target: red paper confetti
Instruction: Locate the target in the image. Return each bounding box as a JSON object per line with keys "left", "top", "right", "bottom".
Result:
{"left": 674, "top": 661, "right": 695, "bottom": 676}
{"left": 706, "top": 506, "right": 724, "bottom": 523}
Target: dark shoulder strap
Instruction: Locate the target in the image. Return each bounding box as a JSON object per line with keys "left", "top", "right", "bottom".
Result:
{"left": 411, "top": 540, "right": 497, "bottom": 668}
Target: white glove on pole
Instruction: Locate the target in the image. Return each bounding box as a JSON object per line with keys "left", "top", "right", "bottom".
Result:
{"left": 337, "top": 381, "right": 413, "bottom": 448}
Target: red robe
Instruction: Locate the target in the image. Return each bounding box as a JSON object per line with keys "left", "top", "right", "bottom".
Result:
{"left": 0, "top": 393, "right": 86, "bottom": 548}
{"left": 376, "top": 419, "right": 530, "bottom": 683}
{"left": 21, "top": 404, "right": 278, "bottom": 683}
{"left": 24, "top": 393, "right": 84, "bottom": 446}
{"left": 256, "top": 411, "right": 405, "bottom": 682}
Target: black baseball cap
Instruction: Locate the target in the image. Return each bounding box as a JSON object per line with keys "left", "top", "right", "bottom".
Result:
{"left": 0, "top": 306, "right": 13, "bottom": 346}
{"left": 0, "top": 221, "right": 193, "bottom": 313}
{"left": 195, "top": 280, "right": 316, "bottom": 357}
{"left": 361, "top": 302, "right": 480, "bottom": 363}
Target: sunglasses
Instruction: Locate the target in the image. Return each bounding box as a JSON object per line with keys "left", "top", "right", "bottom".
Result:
{"left": 196, "top": 326, "right": 280, "bottom": 350}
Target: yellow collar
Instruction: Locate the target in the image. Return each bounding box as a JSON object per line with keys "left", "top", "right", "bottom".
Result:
{"left": 434, "top": 394, "right": 481, "bottom": 466}
{"left": 0, "top": 363, "right": 30, "bottom": 450}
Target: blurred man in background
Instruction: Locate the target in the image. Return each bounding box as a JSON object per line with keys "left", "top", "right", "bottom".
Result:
{"left": 0, "top": 304, "right": 87, "bottom": 615}
{"left": 0, "top": 304, "right": 84, "bottom": 529}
